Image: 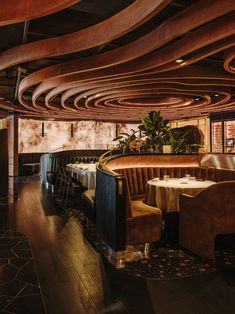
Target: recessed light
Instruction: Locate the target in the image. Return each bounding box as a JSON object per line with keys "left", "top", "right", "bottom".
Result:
{"left": 195, "top": 97, "right": 200, "bottom": 101}
{"left": 176, "top": 59, "right": 184, "bottom": 63}
{"left": 214, "top": 94, "right": 220, "bottom": 97}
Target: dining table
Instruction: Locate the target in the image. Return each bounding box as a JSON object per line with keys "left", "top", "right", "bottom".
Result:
{"left": 66, "top": 163, "right": 97, "bottom": 189}
{"left": 145, "top": 177, "right": 216, "bottom": 212}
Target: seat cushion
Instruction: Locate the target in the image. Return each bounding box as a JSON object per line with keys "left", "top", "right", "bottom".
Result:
{"left": 126, "top": 206, "right": 162, "bottom": 245}
{"left": 83, "top": 189, "right": 95, "bottom": 205}
{"left": 131, "top": 200, "right": 162, "bottom": 217}
{"left": 126, "top": 200, "right": 162, "bottom": 245}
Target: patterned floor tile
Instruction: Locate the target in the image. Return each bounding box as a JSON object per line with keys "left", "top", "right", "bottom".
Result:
{"left": 0, "top": 231, "right": 45, "bottom": 314}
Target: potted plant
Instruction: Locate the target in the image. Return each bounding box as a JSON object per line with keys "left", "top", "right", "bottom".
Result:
{"left": 162, "top": 138, "right": 172, "bottom": 154}
{"left": 138, "top": 111, "right": 170, "bottom": 153}
{"left": 112, "top": 129, "right": 139, "bottom": 153}
{"left": 129, "top": 138, "right": 145, "bottom": 152}
{"left": 171, "top": 125, "right": 203, "bottom": 153}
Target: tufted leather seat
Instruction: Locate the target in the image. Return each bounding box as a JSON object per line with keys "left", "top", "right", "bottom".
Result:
{"left": 125, "top": 182, "right": 162, "bottom": 246}
{"left": 115, "top": 167, "right": 235, "bottom": 200}
{"left": 179, "top": 181, "right": 235, "bottom": 258}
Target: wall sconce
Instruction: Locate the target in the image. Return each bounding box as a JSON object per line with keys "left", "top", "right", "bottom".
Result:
{"left": 71, "top": 123, "right": 74, "bottom": 137}
{"left": 40, "top": 122, "right": 47, "bottom": 137}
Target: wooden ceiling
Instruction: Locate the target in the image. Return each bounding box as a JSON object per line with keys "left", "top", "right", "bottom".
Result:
{"left": 0, "top": 0, "right": 234, "bottom": 122}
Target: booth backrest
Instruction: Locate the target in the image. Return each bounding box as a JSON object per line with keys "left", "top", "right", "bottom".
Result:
{"left": 49, "top": 149, "right": 107, "bottom": 173}
{"left": 115, "top": 167, "right": 235, "bottom": 199}
{"left": 96, "top": 167, "right": 126, "bottom": 252}
{"left": 19, "top": 153, "right": 43, "bottom": 166}
{"left": 18, "top": 153, "right": 44, "bottom": 175}
{"left": 52, "top": 155, "right": 100, "bottom": 172}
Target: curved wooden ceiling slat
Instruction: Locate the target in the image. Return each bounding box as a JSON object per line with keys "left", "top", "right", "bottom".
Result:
{"left": 224, "top": 46, "right": 235, "bottom": 74}
{"left": 48, "top": 27, "right": 235, "bottom": 108}
{"left": 29, "top": 19, "right": 235, "bottom": 110}
{"left": 0, "top": 0, "right": 169, "bottom": 70}
{"left": 19, "top": 2, "right": 235, "bottom": 101}
{"left": 0, "top": 0, "right": 80, "bottom": 26}
{"left": 19, "top": 65, "right": 234, "bottom": 119}
{"left": 0, "top": 0, "right": 235, "bottom": 121}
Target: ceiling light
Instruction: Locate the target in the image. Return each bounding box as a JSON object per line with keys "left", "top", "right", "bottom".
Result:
{"left": 176, "top": 59, "right": 184, "bottom": 63}
{"left": 195, "top": 97, "right": 200, "bottom": 101}
{"left": 214, "top": 93, "right": 219, "bottom": 97}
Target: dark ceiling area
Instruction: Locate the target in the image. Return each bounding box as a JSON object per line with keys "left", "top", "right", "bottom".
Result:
{"left": 0, "top": 0, "right": 234, "bottom": 121}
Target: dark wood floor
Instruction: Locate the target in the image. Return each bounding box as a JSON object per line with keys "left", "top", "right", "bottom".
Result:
{"left": 0, "top": 177, "right": 235, "bottom": 314}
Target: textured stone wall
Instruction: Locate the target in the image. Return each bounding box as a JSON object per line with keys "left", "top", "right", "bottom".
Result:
{"left": 18, "top": 119, "right": 140, "bottom": 153}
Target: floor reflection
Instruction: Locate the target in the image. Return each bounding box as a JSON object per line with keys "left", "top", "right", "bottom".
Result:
{"left": 8, "top": 177, "right": 19, "bottom": 203}
{"left": 0, "top": 175, "right": 234, "bottom": 314}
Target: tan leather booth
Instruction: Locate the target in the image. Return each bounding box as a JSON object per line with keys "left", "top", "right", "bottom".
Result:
{"left": 97, "top": 153, "right": 235, "bottom": 260}
{"left": 179, "top": 181, "right": 235, "bottom": 258}
{"left": 96, "top": 165, "right": 162, "bottom": 252}
{"left": 115, "top": 166, "right": 235, "bottom": 200}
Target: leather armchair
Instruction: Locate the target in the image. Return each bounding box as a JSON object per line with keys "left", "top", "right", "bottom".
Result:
{"left": 179, "top": 181, "right": 235, "bottom": 258}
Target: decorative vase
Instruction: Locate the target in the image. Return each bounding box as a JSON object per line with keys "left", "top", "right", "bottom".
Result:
{"left": 163, "top": 145, "right": 172, "bottom": 154}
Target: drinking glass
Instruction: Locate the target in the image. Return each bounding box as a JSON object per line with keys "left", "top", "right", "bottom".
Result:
{"left": 163, "top": 175, "right": 170, "bottom": 181}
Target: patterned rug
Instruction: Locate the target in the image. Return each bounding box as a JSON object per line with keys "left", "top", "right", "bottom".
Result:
{"left": 0, "top": 230, "right": 45, "bottom": 314}
{"left": 71, "top": 209, "right": 235, "bottom": 280}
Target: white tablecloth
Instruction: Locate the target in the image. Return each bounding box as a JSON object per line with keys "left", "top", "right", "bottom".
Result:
{"left": 40, "top": 153, "right": 53, "bottom": 184}
{"left": 145, "top": 178, "right": 216, "bottom": 212}
{"left": 66, "top": 163, "right": 96, "bottom": 189}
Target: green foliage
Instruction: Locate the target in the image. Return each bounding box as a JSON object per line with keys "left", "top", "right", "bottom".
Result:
{"left": 168, "top": 134, "right": 187, "bottom": 154}
{"left": 113, "top": 129, "right": 139, "bottom": 150}
{"left": 171, "top": 125, "right": 203, "bottom": 153}
{"left": 112, "top": 112, "right": 202, "bottom": 155}
{"left": 138, "top": 111, "right": 170, "bottom": 152}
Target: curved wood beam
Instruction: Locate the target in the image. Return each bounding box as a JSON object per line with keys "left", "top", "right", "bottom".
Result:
{"left": 20, "top": 68, "right": 235, "bottom": 118}
{"left": 224, "top": 46, "right": 235, "bottom": 74}
{"left": 0, "top": 0, "right": 169, "bottom": 70}
{"left": 59, "top": 35, "right": 235, "bottom": 108}
{"left": 30, "top": 19, "right": 235, "bottom": 110}
{"left": 24, "top": 11, "right": 235, "bottom": 108}
{"left": 0, "top": 0, "right": 80, "bottom": 26}
{"left": 20, "top": 64, "right": 235, "bottom": 114}
{"left": 84, "top": 86, "right": 229, "bottom": 109}
{"left": 19, "top": 1, "right": 235, "bottom": 100}
{"left": 2, "top": 0, "right": 233, "bottom": 121}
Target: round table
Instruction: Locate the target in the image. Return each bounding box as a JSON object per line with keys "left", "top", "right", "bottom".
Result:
{"left": 145, "top": 178, "right": 216, "bottom": 212}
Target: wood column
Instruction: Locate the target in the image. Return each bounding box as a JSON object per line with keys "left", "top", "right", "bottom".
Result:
{"left": 0, "top": 129, "right": 8, "bottom": 201}
{"left": 8, "top": 114, "right": 18, "bottom": 176}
